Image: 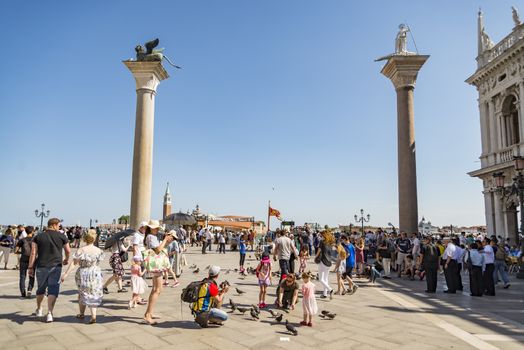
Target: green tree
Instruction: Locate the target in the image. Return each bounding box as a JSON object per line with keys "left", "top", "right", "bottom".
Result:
{"left": 118, "top": 215, "right": 130, "bottom": 225}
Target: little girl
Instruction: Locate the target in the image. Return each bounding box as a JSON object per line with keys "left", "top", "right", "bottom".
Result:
{"left": 129, "top": 256, "right": 148, "bottom": 309}
{"left": 255, "top": 252, "right": 272, "bottom": 308}
{"left": 335, "top": 244, "right": 347, "bottom": 294}
{"left": 298, "top": 245, "right": 309, "bottom": 274}
{"left": 300, "top": 272, "right": 318, "bottom": 327}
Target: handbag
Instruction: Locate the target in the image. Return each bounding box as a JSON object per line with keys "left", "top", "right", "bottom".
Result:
{"left": 142, "top": 248, "right": 170, "bottom": 273}
{"left": 119, "top": 250, "right": 129, "bottom": 263}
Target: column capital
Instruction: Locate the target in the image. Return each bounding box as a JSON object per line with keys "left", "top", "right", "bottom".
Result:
{"left": 123, "top": 61, "right": 169, "bottom": 92}
{"left": 380, "top": 55, "right": 430, "bottom": 90}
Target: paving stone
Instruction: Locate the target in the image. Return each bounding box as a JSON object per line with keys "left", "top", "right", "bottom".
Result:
{"left": 0, "top": 246, "right": 523, "bottom": 349}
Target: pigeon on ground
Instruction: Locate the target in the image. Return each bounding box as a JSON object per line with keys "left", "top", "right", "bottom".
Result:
{"left": 268, "top": 309, "right": 278, "bottom": 317}
{"left": 236, "top": 288, "right": 246, "bottom": 295}
{"left": 326, "top": 313, "right": 337, "bottom": 320}
{"left": 189, "top": 264, "right": 197, "bottom": 269}
{"left": 193, "top": 268, "right": 200, "bottom": 274}
{"left": 205, "top": 265, "right": 210, "bottom": 269}
{"left": 251, "top": 304, "right": 260, "bottom": 314}
{"left": 321, "top": 310, "right": 330, "bottom": 316}
{"left": 237, "top": 307, "right": 249, "bottom": 315}
{"left": 275, "top": 313, "right": 283, "bottom": 322}
{"left": 250, "top": 308, "right": 259, "bottom": 320}
{"left": 229, "top": 299, "right": 237, "bottom": 308}
{"left": 285, "top": 320, "right": 298, "bottom": 336}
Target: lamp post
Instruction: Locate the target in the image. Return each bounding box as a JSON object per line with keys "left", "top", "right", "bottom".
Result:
{"left": 35, "top": 203, "right": 50, "bottom": 232}
{"left": 354, "top": 209, "right": 370, "bottom": 235}
{"left": 89, "top": 219, "right": 98, "bottom": 228}
{"left": 493, "top": 155, "right": 524, "bottom": 279}
{"left": 388, "top": 222, "right": 396, "bottom": 234}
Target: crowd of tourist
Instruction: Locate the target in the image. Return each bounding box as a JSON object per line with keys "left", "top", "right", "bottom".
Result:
{"left": 0, "top": 219, "right": 522, "bottom": 329}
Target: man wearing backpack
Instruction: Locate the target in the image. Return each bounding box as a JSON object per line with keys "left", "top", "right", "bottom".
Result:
{"left": 493, "top": 239, "right": 510, "bottom": 289}
{"left": 191, "top": 265, "right": 229, "bottom": 328}
{"left": 16, "top": 226, "right": 35, "bottom": 298}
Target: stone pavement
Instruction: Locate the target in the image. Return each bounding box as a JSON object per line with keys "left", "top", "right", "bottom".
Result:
{"left": 0, "top": 246, "right": 523, "bottom": 350}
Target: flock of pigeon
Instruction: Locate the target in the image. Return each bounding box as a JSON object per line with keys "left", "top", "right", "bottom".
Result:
{"left": 187, "top": 263, "right": 332, "bottom": 336}
{"left": 228, "top": 297, "right": 336, "bottom": 336}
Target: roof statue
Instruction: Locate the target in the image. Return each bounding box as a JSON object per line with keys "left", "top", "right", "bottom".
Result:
{"left": 134, "top": 38, "right": 182, "bottom": 69}
{"left": 512, "top": 6, "right": 521, "bottom": 27}
{"left": 481, "top": 27, "right": 494, "bottom": 51}
{"left": 375, "top": 23, "right": 416, "bottom": 62}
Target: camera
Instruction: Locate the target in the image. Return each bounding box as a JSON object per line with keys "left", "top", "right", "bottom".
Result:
{"left": 220, "top": 280, "right": 230, "bottom": 289}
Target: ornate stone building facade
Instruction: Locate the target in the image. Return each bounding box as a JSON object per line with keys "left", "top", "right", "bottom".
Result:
{"left": 468, "top": 8, "right": 524, "bottom": 243}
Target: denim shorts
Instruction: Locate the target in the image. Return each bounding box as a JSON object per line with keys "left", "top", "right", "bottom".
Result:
{"left": 36, "top": 266, "right": 62, "bottom": 297}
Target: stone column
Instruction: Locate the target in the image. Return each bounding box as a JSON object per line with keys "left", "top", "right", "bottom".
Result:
{"left": 124, "top": 61, "right": 169, "bottom": 230}
{"left": 483, "top": 190, "right": 495, "bottom": 236}
{"left": 519, "top": 82, "right": 524, "bottom": 143}
{"left": 493, "top": 192, "right": 504, "bottom": 237}
{"left": 381, "top": 55, "right": 429, "bottom": 234}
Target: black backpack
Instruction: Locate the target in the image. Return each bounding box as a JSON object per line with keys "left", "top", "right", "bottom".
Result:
{"left": 20, "top": 238, "right": 32, "bottom": 257}
{"left": 181, "top": 279, "right": 208, "bottom": 303}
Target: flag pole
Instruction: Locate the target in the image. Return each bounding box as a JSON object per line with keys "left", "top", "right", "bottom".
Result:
{"left": 268, "top": 200, "right": 271, "bottom": 233}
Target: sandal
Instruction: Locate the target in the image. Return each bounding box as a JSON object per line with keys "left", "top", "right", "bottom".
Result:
{"left": 307, "top": 322, "right": 312, "bottom": 327}
{"left": 89, "top": 318, "right": 96, "bottom": 324}
{"left": 117, "top": 288, "right": 128, "bottom": 293}
{"left": 76, "top": 314, "right": 85, "bottom": 319}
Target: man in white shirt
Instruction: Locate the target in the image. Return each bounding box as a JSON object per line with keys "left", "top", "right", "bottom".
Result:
{"left": 442, "top": 237, "right": 458, "bottom": 293}
{"left": 452, "top": 239, "right": 464, "bottom": 291}
{"left": 273, "top": 230, "right": 294, "bottom": 277}
{"left": 482, "top": 238, "right": 496, "bottom": 296}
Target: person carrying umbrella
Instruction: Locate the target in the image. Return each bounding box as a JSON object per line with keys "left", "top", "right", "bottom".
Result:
{"left": 102, "top": 229, "right": 134, "bottom": 294}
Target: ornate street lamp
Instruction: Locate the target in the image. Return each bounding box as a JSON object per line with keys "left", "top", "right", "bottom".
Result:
{"left": 354, "top": 209, "right": 370, "bottom": 235}
{"left": 35, "top": 203, "right": 50, "bottom": 232}
{"left": 388, "top": 222, "right": 396, "bottom": 233}
{"left": 89, "top": 219, "right": 98, "bottom": 228}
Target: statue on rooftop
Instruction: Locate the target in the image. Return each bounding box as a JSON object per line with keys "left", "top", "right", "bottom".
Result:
{"left": 512, "top": 6, "right": 521, "bottom": 27}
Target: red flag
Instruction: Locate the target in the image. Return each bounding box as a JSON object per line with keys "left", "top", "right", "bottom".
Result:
{"left": 269, "top": 207, "right": 282, "bottom": 221}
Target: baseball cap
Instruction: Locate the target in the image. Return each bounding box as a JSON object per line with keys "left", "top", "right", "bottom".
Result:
{"left": 209, "top": 265, "right": 221, "bottom": 277}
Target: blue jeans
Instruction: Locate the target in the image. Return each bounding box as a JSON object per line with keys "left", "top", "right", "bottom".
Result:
{"left": 36, "top": 266, "right": 62, "bottom": 297}
{"left": 209, "top": 308, "right": 228, "bottom": 323}
{"left": 493, "top": 260, "right": 510, "bottom": 285}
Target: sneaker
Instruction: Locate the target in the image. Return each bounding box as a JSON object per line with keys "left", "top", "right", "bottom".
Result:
{"left": 329, "top": 289, "right": 334, "bottom": 300}
{"left": 46, "top": 313, "right": 53, "bottom": 323}
{"left": 34, "top": 308, "right": 43, "bottom": 317}
{"left": 171, "top": 281, "right": 180, "bottom": 288}
{"left": 353, "top": 284, "right": 359, "bottom": 292}
{"left": 21, "top": 292, "right": 26, "bottom": 298}
{"left": 320, "top": 295, "right": 327, "bottom": 299}
{"left": 195, "top": 312, "right": 209, "bottom": 328}
{"left": 26, "top": 291, "right": 32, "bottom": 298}
{"left": 103, "top": 287, "right": 109, "bottom": 294}
{"left": 117, "top": 288, "right": 128, "bottom": 293}
{"left": 503, "top": 284, "right": 510, "bottom": 289}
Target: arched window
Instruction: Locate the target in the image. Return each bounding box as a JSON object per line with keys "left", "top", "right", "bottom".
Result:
{"left": 502, "top": 95, "right": 520, "bottom": 146}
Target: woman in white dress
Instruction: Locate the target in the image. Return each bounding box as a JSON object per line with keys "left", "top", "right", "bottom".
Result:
{"left": 61, "top": 229, "right": 104, "bottom": 323}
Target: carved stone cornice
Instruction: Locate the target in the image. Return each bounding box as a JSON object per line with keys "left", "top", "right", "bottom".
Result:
{"left": 380, "top": 55, "right": 430, "bottom": 90}
{"left": 123, "top": 61, "right": 169, "bottom": 93}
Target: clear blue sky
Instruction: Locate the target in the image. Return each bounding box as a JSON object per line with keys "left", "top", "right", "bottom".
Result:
{"left": 0, "top": 1, "right": 518, "bottom": 229}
